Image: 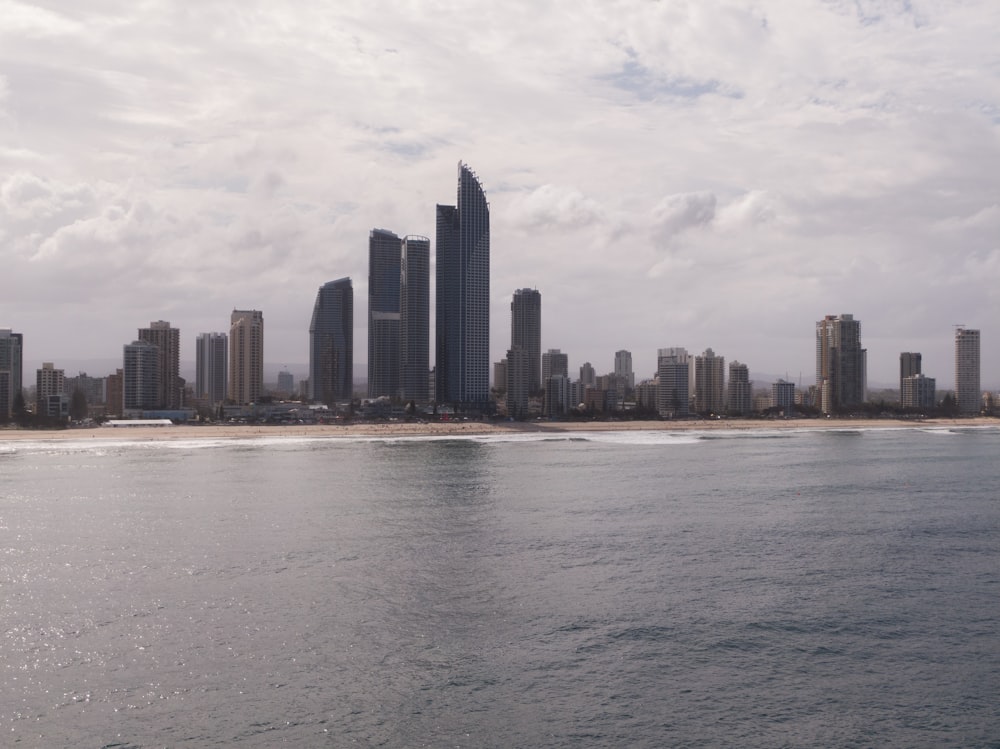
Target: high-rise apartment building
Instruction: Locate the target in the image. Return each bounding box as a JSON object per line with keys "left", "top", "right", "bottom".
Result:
{"left": 902, "top": 373, "right": 936, "bottom": 410}
{"left": 694, "top": 348, "right": 725, "bottom": 415}
{"left": 816, "top": 314, "right": 866, "bottom": 414}
{"left": 0, "top": 329, "right": 23, "bottom": 420}
{"left": 105, "top": 369, "right": 123, "bottom": 417}
{"left": 955, "top": 327, "right": 980, "bottom": 415}
{"left": 368, "top": 229, "right": 402, "bottom": 398}
{"left": 727, "top": 361, "right": 751, "bottom": 416}
{"left": 196, "top": 332, "right": 228, "bottom": 405}
{"left": 657, "top": 348, "right": 690, "bottom": 418}
{"left": 230, "top": 309, "right": 264, "bottom": 406}
{"left": 510, "top": 288, "right": 541, "bottom": 394}
{"left": 436, "top": 162, "right": 490, "bottom": 409}
{"left": 614, "top": 350, "right": 634, "bottom": 392}
{"left": 400, "top": 235, "right": 430, "bottom": 402}
{"left": 506, "top": 346, "right": 530, "bottom": 420}
{"left": 772, "top": 379, "right": 795, "bottom": 413}
{"left": 36, "top": 362, "right": 65, "bottom": 413}
{"left": 309, "top": 279, "right": 353, "bottom": 404}
{"left": 542, "top": 349, "right": 569, "bottom": 386}
{"left": 123, "top": 340, "right": 160, "bottom": 412}
{"left": 580, "top": 362, "right": 596, "bottom": 388}
{"left": 138, "top": 320, "right": 181, "bottom": 409}
{"left": 899, "top": 352, "right": 921, "bottom": 395}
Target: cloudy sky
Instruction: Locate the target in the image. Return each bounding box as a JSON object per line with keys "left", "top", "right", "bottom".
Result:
{"left": 2, "top": 0, "right": 998, "bottom": 388}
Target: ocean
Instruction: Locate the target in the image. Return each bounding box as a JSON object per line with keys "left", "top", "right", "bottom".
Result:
{"left": 1, "top": 426, "right": 999, "bottom": 747}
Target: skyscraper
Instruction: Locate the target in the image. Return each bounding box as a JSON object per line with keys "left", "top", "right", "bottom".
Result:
{"left": 510, "top": 288, "right": 541, "bottom": 394}
{"left": 900, "top": 352, "right": 921, "bottom": 395}
{"left": 230, "top": 310, "right": 264, "bottom": 406}
{"left": 694, "top": 348, "right": 725, "bottom": 414}
{"left": 309, "top": 279, "right": 353, "bottom": 404}
{"left": 123, "top": 340, "right": 160, "bottom": 412}
{"left": 36, "top": 362, "right": 65, "bottom": 413}
{"left": 400, "top": 235, "right": 430, "bottom": 402}
{"left": 727, "top": 360, "right": 751, "bottom": 415}
{"left": 955, "top": 327, "right": 980, "bottom": 414}
{"left": 196, "top": 332, "right": 228, "bottom": 405}
{"left": 368, "top": 229, "right": 402, "bottom": 398}
{"left": 614, "top": 350, "right": 634, "bottom": 392}
{"left": 815, "top": 314, "right": 866, "bottom": 414}
{"left": 657, "top": 348, "right": 690, "bottom": 418}
{"left": 505, "top": 346, "right": 529, "bottom": 420}
{"left": 542, "top": 349, "right": 569, "bottom": 386}
{"left": 436, "top": 162, "right": 490, "bottom": 409}
{"left": 138, "top": 320, "right": 181, "bottom": 409}
{"left": 0, "top": 329, "right": 23, "bottom": 420}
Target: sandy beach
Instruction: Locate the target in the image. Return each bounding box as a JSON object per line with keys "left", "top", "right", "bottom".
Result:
{"left": 1, "top": 416, "right": 996, "bottom": 442}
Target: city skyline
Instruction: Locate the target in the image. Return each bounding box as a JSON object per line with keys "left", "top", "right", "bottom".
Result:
{"left": 2, "top": 3, "right": 999, "bottom": 386}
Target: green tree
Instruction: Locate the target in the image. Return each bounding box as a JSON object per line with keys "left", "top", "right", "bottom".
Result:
{"left": 12, "top": 391, "right": 32, "bottom": 428}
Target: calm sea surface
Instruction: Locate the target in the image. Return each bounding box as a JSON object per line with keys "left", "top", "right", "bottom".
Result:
{"left": 1, "top": 426, "right": 999, "bottom": 748}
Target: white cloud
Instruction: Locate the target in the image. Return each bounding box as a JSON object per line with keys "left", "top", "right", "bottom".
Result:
{"left": 0, "top": 0, "right": 999, "bottom": 386}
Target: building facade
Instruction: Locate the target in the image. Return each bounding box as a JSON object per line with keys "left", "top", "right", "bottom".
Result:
{"left": 902, "top": 373, "right": 936, "bottom": 410}
{"left": 900, "top": 352, "right": 921, "bottom": 396}
{"left": 123, "top": 340, "right": 160, "bottom": 412}
{"left": 138, "top": 320, "right": 181, "bottom": 409}
{"left": 614, "top": 350, "right": 634, "bottom": 392}
{"left": 694, "top": 348, "right": 725, "bottom": 415}
{"left": 505, "top": 346, "right": 530, "bottom": 420}
{"left": 0, "top": 329, "right": 23, "bottom": 420}
{"left": 510, "top": 288, "right": 541, "bottom": 394}
{"left": 309, "top": 279, "right": 353, "bottom": 404}
{"left": 230, "top": 309, "right": 264, "bottom": 406}
{"left": 816, "top": 314, "right": 866, "bottom": 414}
{"left": 196, "top": 332, "right": 228, "bottom": 405}
{"left": 657, "top": 349, "right": 690, "bottom": 418}
{"left": 542, "top": 349, "right": 569, "bottom": 386}
{"left": 436, "top": 162, "right": 490, "bottom": 409}
{"left": 35, "top": 362, "right": 65, "bottom": 413}
{"left": 368, "top": 229, "right": 402, "bottom": 398}
{"left": 772, "top": 379, "right": 795, "bottom": 413}
{"left": 400, "top": 235, "right": 430, "bottom": 402}
{"left": 955, "top": 327, "right": 981, "bottom": 414}
{"left": 727, "top": 361, "right": 751, "bottom": 415}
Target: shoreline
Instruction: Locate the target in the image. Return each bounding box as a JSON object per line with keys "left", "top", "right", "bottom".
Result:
{"left": 1, "top": 416, "right": 997, "bottom": 442}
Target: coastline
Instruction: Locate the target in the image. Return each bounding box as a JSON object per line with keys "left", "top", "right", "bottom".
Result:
{"left": 1, "top": 416, "right": 997, "bottom": 442}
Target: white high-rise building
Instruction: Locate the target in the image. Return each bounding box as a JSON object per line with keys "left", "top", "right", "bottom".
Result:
{"left": 955, "top": 327, "right": 980, "bottom": 415}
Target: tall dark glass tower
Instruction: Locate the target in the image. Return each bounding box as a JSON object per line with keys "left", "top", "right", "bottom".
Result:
{"left": 510, "top": 288, "right": 541, "bottom": 394}
{"left": 368, "top": 229, "right": 401, "bottom": 398}
{"left": 400, "top": 235, "right": 430, "bottom": 402}
{"left": 436, "top": 162, "right": 490, "bottom": 409}
{"left": 310, "top": 278, "right": 353, "bottom": 405}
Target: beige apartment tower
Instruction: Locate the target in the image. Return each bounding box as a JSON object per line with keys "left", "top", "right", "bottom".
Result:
{"left": 229, "top": 310, "right": 264, "bottom": 405}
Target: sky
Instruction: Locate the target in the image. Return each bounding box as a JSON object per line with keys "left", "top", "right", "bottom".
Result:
{"left": 1, "top": 0, "right": 999, "bottom": 389}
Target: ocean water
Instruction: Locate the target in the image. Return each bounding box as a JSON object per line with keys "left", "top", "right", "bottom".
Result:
{"left": 1, "top": 426, "right": 999, "bottom": 748}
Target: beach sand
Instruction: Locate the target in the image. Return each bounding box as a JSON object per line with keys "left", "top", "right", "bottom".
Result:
{"left": 1, "top": 417, "right": 996, "bottom": 442}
